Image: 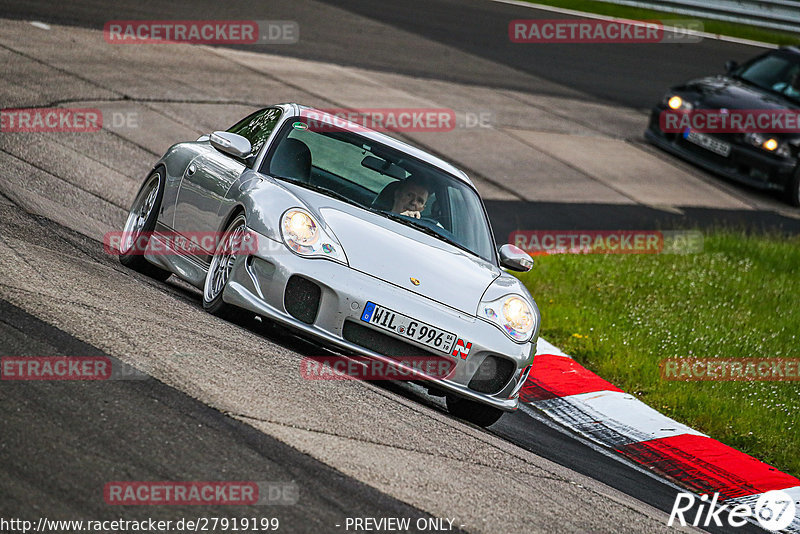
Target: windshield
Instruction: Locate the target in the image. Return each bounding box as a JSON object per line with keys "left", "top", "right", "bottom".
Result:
{"left": 736, "top": 52, "right": 800, "bottom": 103}
{"left": 261, "top": 116, "right": 496, "bottom": 262}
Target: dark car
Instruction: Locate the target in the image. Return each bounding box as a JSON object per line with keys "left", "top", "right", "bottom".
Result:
{"left": 645, "top": 47, "right": 800, "bottom": 206}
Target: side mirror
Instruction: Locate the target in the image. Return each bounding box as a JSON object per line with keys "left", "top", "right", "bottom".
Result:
{"left": 209, "top": 131, "right": 252, "bottom": 158}
{"left": 499, "top": 244, "right": 533, "bottom": 272}
{"left": 725, "top": 60, "right": 738, "bottom": 74}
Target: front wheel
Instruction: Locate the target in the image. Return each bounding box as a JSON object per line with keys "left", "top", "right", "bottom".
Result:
{"left": 203, "top": 214, "right": 249, "bottom": 321}
{"left": 446, "top": 395, "right": 504, "bottom": 427}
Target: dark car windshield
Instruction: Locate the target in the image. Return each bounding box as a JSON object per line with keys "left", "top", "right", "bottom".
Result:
{"left": 261, "top": 116, "right": 496, "bottom": 262}
{"left": 735, "top": 52, "right": 800, "bottom": 103}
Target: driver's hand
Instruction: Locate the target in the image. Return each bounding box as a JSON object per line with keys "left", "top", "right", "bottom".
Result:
{"left": 400, "top": 210, "right": 421, "bottom": 219}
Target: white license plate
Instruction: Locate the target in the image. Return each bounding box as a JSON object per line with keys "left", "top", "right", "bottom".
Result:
{"left": 684, "top": 130, "right": 731, "bottom": 157}
{"left": 360, "top": 302, "right": 456, "bottom": 355}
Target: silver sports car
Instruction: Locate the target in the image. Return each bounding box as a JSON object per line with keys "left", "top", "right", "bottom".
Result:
{"left": 119, "top": 103, "right": 540, "bottom": 426}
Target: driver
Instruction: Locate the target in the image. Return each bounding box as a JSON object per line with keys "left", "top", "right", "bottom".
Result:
{"left": 391, "top": 177, "right": 430, "bottom": 219}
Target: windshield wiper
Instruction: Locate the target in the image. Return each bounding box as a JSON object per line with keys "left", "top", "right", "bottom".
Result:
{"left": 377, "top": 210, "right": 474, "bottom": 255}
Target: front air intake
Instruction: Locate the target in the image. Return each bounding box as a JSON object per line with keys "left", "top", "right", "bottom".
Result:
{"left": 468, "top": 355, "right": 515, "bottom": 395}
{"left": 283, "top": 275, "right": 321, "bottom": 324}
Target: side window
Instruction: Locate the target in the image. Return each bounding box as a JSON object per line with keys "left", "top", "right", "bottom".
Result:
{"left": 227, "top": 108, "right": 282, "bottom": 157}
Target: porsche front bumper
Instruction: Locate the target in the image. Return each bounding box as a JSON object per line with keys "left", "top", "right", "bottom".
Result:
{"left": 222, "top": 230, "right": 535, "bottom": 411}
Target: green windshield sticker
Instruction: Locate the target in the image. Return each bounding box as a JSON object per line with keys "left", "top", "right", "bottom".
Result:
{"left": 292, "top": 121, "right": 308, "bottom": 130}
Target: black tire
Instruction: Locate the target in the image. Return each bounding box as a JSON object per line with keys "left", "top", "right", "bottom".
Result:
{"left": 446, "top": 395, "right": 504, "bottom": 427}
{"left": 119, "top": 169, "right": 172, "bottom": 281}
{"left": 202, "top": 213, "right": 249, "bottom": 321}
{"left": 785, "top": 167, "right": 800, "bottom": 207}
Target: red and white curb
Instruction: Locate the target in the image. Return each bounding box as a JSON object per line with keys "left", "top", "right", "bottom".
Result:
{"left": 527, "top": 339, "right": 800, "bottom": 532}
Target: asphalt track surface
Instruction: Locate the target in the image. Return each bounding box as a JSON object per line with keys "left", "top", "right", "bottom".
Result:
{"left": 0, "top": 297, "right": 449, "bottom": 533}
{"left": 0, "top": 0, "right": 786, "bottom": 532}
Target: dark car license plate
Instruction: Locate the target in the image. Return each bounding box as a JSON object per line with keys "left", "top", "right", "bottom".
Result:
{"left": 684, "top": 130, "right": 731, "bottom": 157}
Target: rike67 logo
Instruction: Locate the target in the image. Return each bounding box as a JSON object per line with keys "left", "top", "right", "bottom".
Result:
{"left": 669, "top": 490, "right": 797, "bottom": 531}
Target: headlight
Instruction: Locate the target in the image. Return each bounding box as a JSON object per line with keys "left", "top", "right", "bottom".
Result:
{"left": 280, "top": 208, "right": 347, "bottom": 264}
{"left": 481, "top": 294, "right": 535, "bottom": 342}
{"left": 284, "top": 210, "right": 318, "bottom": 246}
{"left": 666, "top": 94, "right": 693, "bottom": 111}
{"left": 744, "top": 133, "right": 791, "bottom": 158}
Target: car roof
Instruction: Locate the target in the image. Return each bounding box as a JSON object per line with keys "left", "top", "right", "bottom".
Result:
{"left": 279, "top": 103, "right": 475, "bottom": 188}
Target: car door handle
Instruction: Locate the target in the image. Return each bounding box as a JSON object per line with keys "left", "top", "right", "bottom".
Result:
{"left": 186, "top": 163, "right": 196, "bottom": 176}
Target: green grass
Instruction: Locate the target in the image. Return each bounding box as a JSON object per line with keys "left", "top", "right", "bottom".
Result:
{"left": 516, "top": 230, "right": 800, "bottom": 477}
{"left": 519, "top": 0, "right": 800, "bottom": 46}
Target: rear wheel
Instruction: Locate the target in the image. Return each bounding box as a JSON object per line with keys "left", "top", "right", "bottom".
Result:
{"left": 203, "top": 214, "right": 249, "bottom": 320}
{"left": 446, "top": 395, "right": 504, "bottom": 427}
{"left": 119, "top": 169, "right": 172, "bottom": 281}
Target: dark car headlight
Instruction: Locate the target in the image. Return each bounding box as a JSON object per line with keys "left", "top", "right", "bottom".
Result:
{"left": 665, "top": 94, "right": 693, "bottom": 111}
{"left": 743, "top": 133, "right": 791, "bottom": 158}
{"left": 280, "top": 208, "right": 348, "bottom": 264}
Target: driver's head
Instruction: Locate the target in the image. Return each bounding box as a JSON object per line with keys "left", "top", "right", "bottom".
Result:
{"left": 391, "top": 177, "right": 429, "bottom": 214}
